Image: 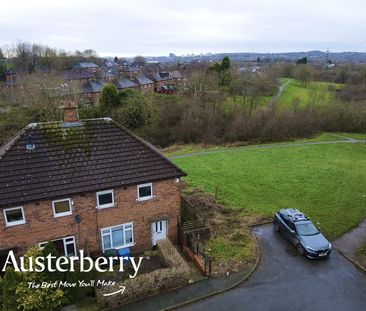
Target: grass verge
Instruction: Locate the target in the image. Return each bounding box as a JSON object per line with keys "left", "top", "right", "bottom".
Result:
{"left": 174, "top": 143, "right": 366, "bottom": 240}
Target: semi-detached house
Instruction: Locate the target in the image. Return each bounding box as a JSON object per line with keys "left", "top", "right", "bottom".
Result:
{"left": 0, "top": 102, "right": 185, "bottom": 264}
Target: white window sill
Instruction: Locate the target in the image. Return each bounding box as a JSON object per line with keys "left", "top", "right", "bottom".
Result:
{"left": 136, "top": 195, "right": 155, "bottom": 202}
{"left": 6, "top": 220, "right": 26, "bottom": 227}
{"left": 103, "top": 242, "right": 135, "bottom": 252}
{"left": 115, "top": 242, "right": 135, "bottom": 250}
{"left": 54, "top": 212, "right": 73, "bottom": 218}
{"left": 96, "top": 204, "right": 116, "bottom": 209}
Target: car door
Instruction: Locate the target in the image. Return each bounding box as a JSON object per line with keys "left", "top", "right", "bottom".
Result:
{"left": 286, "top": 222, "right": 299, "bottom": 246}
{"left": 281, "top": 219, "right": 294, "bottom": 242}
{"left": 276, "top": 214, "right": 288, "bottom": 233}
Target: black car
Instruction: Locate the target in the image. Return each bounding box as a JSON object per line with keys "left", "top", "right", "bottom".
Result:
{"left": 273, "top": 208, "right": 332, "bottom": 259}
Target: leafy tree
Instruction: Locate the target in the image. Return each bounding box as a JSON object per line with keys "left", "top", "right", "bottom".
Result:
{"left": 99, "top": 83, "right": 119, "bottom": 113}
{"left": 220, "top": 56, "right": 231, "bottom": 71}
{"left": 295, "top": 64, "right": 312, "bottom": 87}
{"left": 2, "top": 268, "right": 21, "bottom": 311}
{"left": 41, "top": 242, "right": 63, "bottom": 283}
{"left": 16, "top": 246, "right": 66, "bottom": 311}
{"left": 78, "top": 105, "right": 102, "bottom": 119}
{"left": 0, "top": 276, "right": 2, "bottom": 311}
{"left": 296, "top": 57, "right": 308, "bottom": 64}
{"left": 208, "top": 62, "right": 221, "bottom": 72}
{"left": 0, "top": 63, "right": 6, "bottom": 81}
{"left": 133, "top": 55, "right": 146, "bottom": 65}
{"left": 112, "top": 89, "right": 152, "bottom": 129}
{"left": 281, "top": 63, "right": 295, "bottom": 78}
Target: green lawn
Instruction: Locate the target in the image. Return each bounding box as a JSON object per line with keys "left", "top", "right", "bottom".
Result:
{"left": 163, "top": 132, "right": 362, "bottom": 157}
{"left": 277, "top": 79, "right": 343, "bottom": 108}
{"left": 174, "top": 143, "right": 366, "bottom": 240}
{"left": 334, "top": 132, "right": 366, "bottom": 140}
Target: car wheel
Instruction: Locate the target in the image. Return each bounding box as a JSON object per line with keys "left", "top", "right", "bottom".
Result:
{"left": 296, "top": 244, "right": 305, "bottom": 256}
{"left": 274, "top": 222, "right": 280, "bottom": 232}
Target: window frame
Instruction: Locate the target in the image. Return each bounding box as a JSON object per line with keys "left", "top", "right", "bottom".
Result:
{"left": 96, "top": 189, "right": 115, "bottom": 209}
{"left": 52, "top": 198, "right": 72, "bottom": 218}
{"left": 137, "top": 183, "right": 153, "bottom": 202}
{"left": 3, "top": 206, "right": 26, "bottom": 227}
{"left": 100, "top": 222, "right": 134, "bottom": 252}
{"left": 38, "top": 236, "right": 77, "bottom": 257}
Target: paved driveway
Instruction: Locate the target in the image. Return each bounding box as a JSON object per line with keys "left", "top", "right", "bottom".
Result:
{"left": 178, "top": 224, "right": 366, "bottom": 311}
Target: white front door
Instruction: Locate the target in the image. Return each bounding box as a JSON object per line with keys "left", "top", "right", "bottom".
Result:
{"left": 151, "top": 220, "right": 167, "bottom": 246}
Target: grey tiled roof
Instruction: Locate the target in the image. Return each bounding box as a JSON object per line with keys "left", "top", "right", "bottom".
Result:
{"left": 149, "top": 72, "right": 173, "bottom": 82}
{"left": 0, "top": 119, "right": 185, "bottom": 207}
{"left": 134, "top": 76, "right": 154, "bottom": 85}
{"left": 113, "top": 78, "right": 138, "bottom": 89}
{"left": 121, "top": 66, "right": 140, "bottom": 72}
{"left": 63, "top": 70, "right": 93, "bottom": 80}
{"left": 102, "top": 60, "right": 119, "bottom": 67}
{"left": 82, "top": 80, "right": 106, "bottom": 93}
{"left": 73, "top": 62, "right": 99, "bottom": 69}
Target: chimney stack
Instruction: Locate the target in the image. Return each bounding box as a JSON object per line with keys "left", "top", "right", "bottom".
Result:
{"left": 62, "top": 100, "right": 79, "bottom": 123}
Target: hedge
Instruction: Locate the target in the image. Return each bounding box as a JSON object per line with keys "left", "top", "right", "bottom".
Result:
{"left": 96, "top": 239, "right": 190, "bottom": 307}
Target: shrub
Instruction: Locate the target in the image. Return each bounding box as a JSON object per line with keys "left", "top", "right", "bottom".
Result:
{"left": 15, "top": 246, "right": 67, "bottom": 311}
{"left": 0, "top": 276, "right": 2, "bottom": 311}
{"left": 96, "top": 239, "right": 190, "bottom": 308}
{"left": 157, "top": 239, "right": 189, "bottom": 270}
{"left": 2, "top": 267, "right": 21, "bottom": 311}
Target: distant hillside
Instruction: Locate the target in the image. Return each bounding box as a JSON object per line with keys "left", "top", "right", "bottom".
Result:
{"left": 148, "top": 51, "right": 366, "bottom": 63}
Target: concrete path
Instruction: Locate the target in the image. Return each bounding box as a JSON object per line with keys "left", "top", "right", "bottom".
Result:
{"left": 274, "top": 78, "right": 292, "bottom": 99}
{"left": 109, "top": 267, "right": 253, "bottom": 311}
{"left": 333, "top": 219, "right": 366, "bottom": 262}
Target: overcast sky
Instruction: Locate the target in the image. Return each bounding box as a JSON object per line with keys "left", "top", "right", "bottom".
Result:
{"left": 1, "top": 0, "right": 366, "bottom": 57}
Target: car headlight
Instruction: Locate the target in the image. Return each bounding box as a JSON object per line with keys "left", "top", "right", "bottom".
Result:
{"left": 305, "top": 245, "right": 316, "bottom": 252}
{"left": 328, "top": 243, "right": 332, "bottom": 249}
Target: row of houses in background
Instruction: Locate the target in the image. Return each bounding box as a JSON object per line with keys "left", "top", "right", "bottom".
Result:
{"left": 1, "top": 59, "right": 184, "bottom": 105}
{"left": 76, "top": 68, "right": 183, "bottom": 105}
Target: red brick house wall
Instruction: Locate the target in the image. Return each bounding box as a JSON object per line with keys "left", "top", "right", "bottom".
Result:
{"left": 140, "top": 83, "right": 154, "bottom": 94}
{"left": 0, "top": 179, "right": 181, "bottom": 256}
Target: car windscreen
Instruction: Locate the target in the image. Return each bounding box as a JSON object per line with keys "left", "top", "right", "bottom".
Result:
{"left": 295, "top": 223, "right": 319, "bottom": 236}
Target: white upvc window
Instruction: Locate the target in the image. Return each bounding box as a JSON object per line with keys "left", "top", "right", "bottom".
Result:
{"left": 137, "top": 183, "right": 153, "bottom": 201}
{"left": 3, "top": 206, "right": 26, "bottom": 227}
{"left": 96, "top": 189, "right": 115, "bottom": 209}
{"left": 52, "top": 198, "right": 72, "bottom": 218}
{"left": 39, "top": 236, "right": 76, "bottom": 257}
{"left": 101, "top": 223, "right": 134, "bottom": 252}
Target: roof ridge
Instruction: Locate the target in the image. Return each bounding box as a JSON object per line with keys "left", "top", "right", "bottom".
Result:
{"left": 0, "top": 125, "right": 29, "bottom": 159}
{"left": 0, "top": 118, "right": 111, "bottom": 150}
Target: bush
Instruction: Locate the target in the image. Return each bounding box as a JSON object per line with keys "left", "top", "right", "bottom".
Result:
{"left": 99, "top": 84, "right": 119, "bottom": 113}
{"left": 15, "top": 246, "right": 67, "bottom": 311}
{"left": 157, "top": 239, "right": 189, "bottom": 270}
{"left": 111, "top": 90, "right": 152, "bottom": 129}
{"left": 0, "top": 276, "right": 2, "bottom": 311}
{"left": 96, "top": 239, "right": 190, "bottom": 308}
{"left": 2, "top": 268, "right": 21, "bottom": 311}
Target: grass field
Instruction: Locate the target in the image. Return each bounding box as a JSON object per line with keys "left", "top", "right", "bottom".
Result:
{"left": 173, "top": 141, "right": 366, "bottom": 240}
{"left": 277, "top": 78, "right": 343, "bottom": 108}
{"left": 163, "top": 132, "right": 364, "bottom": 157}
{"left": 223, "top": 78, "right": 342, "bottom": 111}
